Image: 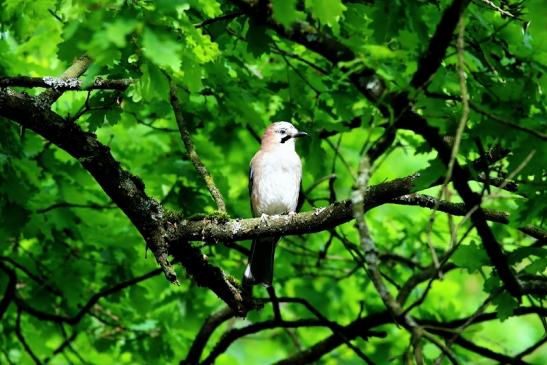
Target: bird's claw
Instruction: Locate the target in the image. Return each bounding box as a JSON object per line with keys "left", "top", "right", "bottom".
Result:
{"left": 287, "top": 211, "right": 297, "bottom": 223}
{"left": 260, "top": 213, "right": 270, "bottom": 226}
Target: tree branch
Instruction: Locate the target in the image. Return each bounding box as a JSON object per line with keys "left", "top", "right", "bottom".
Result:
{"left": 515, "top": 335, "right": 547, "bottom": 361}
{"left": 0, "top": 76, "right": 132, "bottom": 91}
{"left": 199, "top": 319, "right": 326, "bottom": 365}
{"left": 421, "top": 306, "right": 547, "bottom": 329}
{"left": 411, "top": 0, "right": 471, "bottom": 89}
{"left": 168, "top": 178, "right": 544, "bottom": 243}
{"left": 0, "top": 263, "right": 16, "bottom": 321}
{"left": 35, "top": 201, "right": 115, "bottom": 214}
{"left": 0, "top": 89, "right": 177, "bottom": 283}
{"left": 181, "top": 307, "right": 234, "bottom": 365}
{"left": 432, "top": 332, "right": 530, "bottom": 364}
{"left": 401, "top": 116, "right": 523, "bottom": 297}
{"left": 15, "top": 269, "right": 162, "bottom": 325}
{"left": 36, "top": 55, "right": 92, "bottom": 106}
{"left": 194, "top": 11, "right": 243, "bottom": 28}
{"left": 272, "top": 311, "right": 392, "bottom": 365}
{"left": 15, "top": 308, "right": 43, "bottom": 365}
{"left": 168, "top": 81, "right": 227, "bottom": 213}
{"left": 230, "top": 0, "right": 524, "bottom": 297}
{"left": 391, "top": 194, "right": 546, "bottom": 240}
{"left": 230, "top": 0, "right": 386, "bottom": 103}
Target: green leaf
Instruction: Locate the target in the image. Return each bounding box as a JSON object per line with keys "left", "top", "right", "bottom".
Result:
{"left": 412, "top": 158, "right": 446, "bottom": 192}
{"left": 522, "top": 259, "right": 547, "bottom": 275}
{"left": 271, "top": 0, "right": 305, "bottom": 28}
{"left": 181, "top": 57, "right": 203, "bottom": 92}
{"left": 105, "top": 19, "right": 136, "bottom": 47}
{"left": 142, "top": 27, "right": 182, "bottom": 71}
{"left": 492, "top": 292, "right": 518, "bottom": 321}
{"left": 508, "top": 247, "right": 547, "bottom": 265}
{"left": 305, "top": 0, "right": 346, "bottom": 28}
{"left": 452, "top": 242, "right": 490, "bottom": 272}
{"left": 483, "top": 275, "right": 501, "bottom": 293}
{"left": 245, "top": 22, "right": 271, "bottom": 58}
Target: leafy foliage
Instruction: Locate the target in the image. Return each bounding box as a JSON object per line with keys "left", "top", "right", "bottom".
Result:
{"left": 0, "top": 0, "right": 545, "bottom": 364}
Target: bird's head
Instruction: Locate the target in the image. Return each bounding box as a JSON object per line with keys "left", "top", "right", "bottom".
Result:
{"left": 261, "top": 121, "right": 307, "bottom": 150}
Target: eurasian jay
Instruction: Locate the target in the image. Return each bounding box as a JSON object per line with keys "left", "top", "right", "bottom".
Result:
{"left": 244, "top": 121, "right": 307, "bottom": 287}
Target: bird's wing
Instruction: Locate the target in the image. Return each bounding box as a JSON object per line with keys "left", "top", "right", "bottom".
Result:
{"left": 248, "top": 163, "right": 254, "bottom": 196}
{"left": 249, "top": 159, "right": 256, "bottom": 216}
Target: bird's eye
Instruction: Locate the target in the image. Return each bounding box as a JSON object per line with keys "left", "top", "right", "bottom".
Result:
{"left": 279, "top": 129, "right": 287, "bottom": 134}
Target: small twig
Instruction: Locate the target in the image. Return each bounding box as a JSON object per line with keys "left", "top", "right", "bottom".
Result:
{"left": 426, "top": 18, "right": 470, "bottom": 271}
{"left": 267, "top": 286, "right": 282, "bottom": 322}
{"left": 278, "top": 50, "right": 321, "bottom": 94}
{"left": 182, "top": 306, "right": 234, "bottom": 364}
{"left": 15, "top": 308, "right": 43, "bottom": 365}
{"left": 515, "top": 336, "right": 547, "bottom": 360}
{"left": 471, "top": 103, "right": 546, "bottom": 141}
{"left": 15, "top": 269, "right": 162, "bottom": 325}
{"left": 324, "top": 138, "right": 357, "bottom": 181}
{"left": 272, "top": 47, "right": 329, "bottom": 75}
{"left": 424, "top": 91, "right": 546, "bottom": 141}
{"left": 194, "top": 12, "right": 243, "bottom": 28}
{"left": 480, "top": 0, "right": 520, "bottom": 19}
{"left": 424, "top": 332, "right": 460, "bottom": 365}
{"left": 488, "top": 150, "right": 536, "bottom": 193}
{"left": 47, "top": 8, "right": 65, "bottom": 23}
{"left": 43, "top": 326, "right": 78, "bottom": 364}
{"left": 35, "top": 201, "right": 115, "bottom": 214}
{"left": 168, "top": 80, "right": 227, "bottom": 213}
{"left": 432, "top": 293, "right": 495, "bottom": 365}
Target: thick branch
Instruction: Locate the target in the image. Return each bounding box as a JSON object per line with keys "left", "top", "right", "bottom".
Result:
{"left": 1, "top": 88, "right": 249, "bottom": 313}
{"left": 411, "top": 0, "right": 471, "bottom": 89}
{"left": 0, "top": 89, "right": 176, "bottom": 283}
{"left": 0, "top": 76, "right": 132, "bottom": 91}
{"left": 170, "top": 175, "right": 413, "bottom": 241}
{"left": 169, "top": 178, "right": 544, "bottom": 243}
{"left": 169, "top": 241, "right": 251, "bottom": 314}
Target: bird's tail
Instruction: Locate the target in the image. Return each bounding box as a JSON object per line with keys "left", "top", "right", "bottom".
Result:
{"left": 244, "top": 236, "right": 279, "bottom": 287}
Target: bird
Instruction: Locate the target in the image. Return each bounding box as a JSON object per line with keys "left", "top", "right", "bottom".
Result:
{"left": 244, "top": 121, "right": 307, "bottom": 287}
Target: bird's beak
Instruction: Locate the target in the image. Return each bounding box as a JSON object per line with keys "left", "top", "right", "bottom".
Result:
{"left": 293, "top": 131, "right": 308, "bottom": 138}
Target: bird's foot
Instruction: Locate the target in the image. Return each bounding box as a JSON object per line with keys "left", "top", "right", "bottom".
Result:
{"left": 287, "top": 211, "right": 297, "bottom": 223}
{"left": 260, "top": 213, "right": 270, "bottom": 226}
